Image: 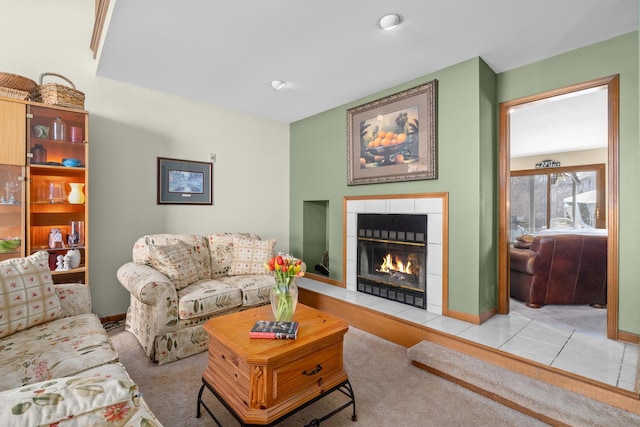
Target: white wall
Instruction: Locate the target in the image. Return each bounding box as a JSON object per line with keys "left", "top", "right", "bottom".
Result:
{"left": 1, "top": 1, "right": 290, "bottom": 317}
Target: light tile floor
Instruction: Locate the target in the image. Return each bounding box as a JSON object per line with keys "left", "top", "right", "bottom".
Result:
{"left": 298, "top": 277, "right": 639, "bottom": 392}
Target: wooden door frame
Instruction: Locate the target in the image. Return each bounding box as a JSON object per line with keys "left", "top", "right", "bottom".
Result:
{"left": 498, "top": 75, "right": 619, "bottom": 340}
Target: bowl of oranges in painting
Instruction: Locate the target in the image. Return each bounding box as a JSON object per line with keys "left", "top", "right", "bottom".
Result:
{"left": 360, "top": 131, "right": 418, "bottom": 168}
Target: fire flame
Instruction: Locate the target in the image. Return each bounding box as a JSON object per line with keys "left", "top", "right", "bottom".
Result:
{"left": 380, "top": 253, "right": 413, "bottom": 275}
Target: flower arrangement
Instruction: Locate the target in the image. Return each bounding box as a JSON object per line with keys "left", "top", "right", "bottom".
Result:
{"left": 264, "top": 254, "right": 305, "bottom": 321}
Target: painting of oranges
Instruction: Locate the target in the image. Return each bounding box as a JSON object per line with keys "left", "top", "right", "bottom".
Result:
{"left": 347, "top": 79, "right": 437, "bottom": 185}
{"left": 358, "top": 106, "right": 419, "bottom": 168}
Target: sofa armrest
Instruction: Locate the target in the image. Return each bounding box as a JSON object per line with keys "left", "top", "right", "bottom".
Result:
{"left": 117, "top": 262, "right": 177, "bottom": 306}
{"left": 509, "top": 247, "right": 536, "bottom": 275}
{"left": 55, "top": 283, "right": 92, "bottom": 317}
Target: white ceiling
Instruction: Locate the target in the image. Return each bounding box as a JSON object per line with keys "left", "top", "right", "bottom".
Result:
{"left": 509, "top": 87, "right": 609, "bottom": 158}
{"left": 96, "top": 0, "right": 638, "bottom": 124}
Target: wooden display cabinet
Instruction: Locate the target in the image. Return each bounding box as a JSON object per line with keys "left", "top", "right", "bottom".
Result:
{"left": 0, "top": 96, "right": 89, "bottom": 285}
{"left": 27, "top": 104, "right": 89, "bottom": 285}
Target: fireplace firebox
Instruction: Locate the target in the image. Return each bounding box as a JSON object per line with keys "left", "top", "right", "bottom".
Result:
{"left": 357, "top": 213, "right": 427, "bottom": 309}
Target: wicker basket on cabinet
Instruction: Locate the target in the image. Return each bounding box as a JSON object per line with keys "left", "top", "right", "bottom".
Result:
{"left": 0, "top": 72, "right": 37, "bottom": 100}
{"left": 33, "top": 72, "right": 85, "bottom": 109}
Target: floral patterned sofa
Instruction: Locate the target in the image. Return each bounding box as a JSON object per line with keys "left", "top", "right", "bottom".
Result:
{"left": 117, "top": 233, "right": 277, "bottom": 365}
{"left": 0, "top": 251, "right": 161, "bottom": 426}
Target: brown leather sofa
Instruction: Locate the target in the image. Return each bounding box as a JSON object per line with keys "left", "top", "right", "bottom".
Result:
{"left": 509, "top": 233, "right": 607, "bottom": 308}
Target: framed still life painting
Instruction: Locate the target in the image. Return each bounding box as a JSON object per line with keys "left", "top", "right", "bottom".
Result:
{"left": 347, "top": 80, "right": 438, "bottom": 185}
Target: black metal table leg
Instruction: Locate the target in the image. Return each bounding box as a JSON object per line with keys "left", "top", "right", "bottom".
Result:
{"left": 198, "top": 377, "right": 357, "bottom": 427}
{"left": 197, "top": 382, "right": 224, "bottom": 427}
{"left": 303, "top": 379, "right": 357, "bottom": 426}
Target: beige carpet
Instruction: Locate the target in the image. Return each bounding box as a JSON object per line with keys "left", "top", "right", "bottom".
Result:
{"left": 109, "top": 326, "right": 547, "bottom": 426}
{"left": 409, "top": 340, "right": 640, "bottom": 426}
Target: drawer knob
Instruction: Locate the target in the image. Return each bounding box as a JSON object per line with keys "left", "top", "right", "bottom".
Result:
{"left": 303, "top": 364, "right": 323, "bottom": 376}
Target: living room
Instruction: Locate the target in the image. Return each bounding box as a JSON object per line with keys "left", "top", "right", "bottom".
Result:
{"left": 1, "top": 0, "right": 639, "bottom": 423}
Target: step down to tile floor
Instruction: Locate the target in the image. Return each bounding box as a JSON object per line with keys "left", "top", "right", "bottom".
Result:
{"left": 408, "top": 340, "right": 640, "bottom": 426}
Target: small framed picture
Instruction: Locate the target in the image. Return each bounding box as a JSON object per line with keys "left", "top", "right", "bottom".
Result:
{"left": 157, "top": 157, "right": 213, "bottom": 205}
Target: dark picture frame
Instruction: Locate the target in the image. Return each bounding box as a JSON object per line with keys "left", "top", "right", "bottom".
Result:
{"left": 347, "top": 80, "right": 438, "bottom": 185}
{"left": 157, "top": 157, "right": 213, "bottom": 205}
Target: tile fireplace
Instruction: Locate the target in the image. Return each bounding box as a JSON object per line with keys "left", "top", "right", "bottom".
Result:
{"left": 345, "top": 194, "right": 446, "bottom": 314}
{"left": 357, "top": 213, "right": 428, "bottom": 308}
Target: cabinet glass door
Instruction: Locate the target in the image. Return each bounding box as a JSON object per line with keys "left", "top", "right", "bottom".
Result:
{"left": 28, "top": 105, "right": 86, "bottom": 167}
{"left": 28, "top": 105, "right": 87, "bottom": 283}
{"left": 0, "top": 164, "right": 25, "bottom": 261}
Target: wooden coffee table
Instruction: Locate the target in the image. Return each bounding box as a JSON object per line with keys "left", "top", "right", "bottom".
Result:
{"left": 197, "top": 303, "right": 357, "bottom": 426}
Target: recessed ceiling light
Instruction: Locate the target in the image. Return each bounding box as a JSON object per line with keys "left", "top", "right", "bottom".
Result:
{"left": 378, "top": 14, "right": 403, "bottom": 30}
{"left": 270, "top": 80, "right": 287, "bottom": 90}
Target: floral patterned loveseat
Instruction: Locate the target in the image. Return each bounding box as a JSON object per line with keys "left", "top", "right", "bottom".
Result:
{"left": 0, "top": 251, "right": 161, "bottom": 426}
{"left": 117, "top": 233, "right": 277, "bottom": 365}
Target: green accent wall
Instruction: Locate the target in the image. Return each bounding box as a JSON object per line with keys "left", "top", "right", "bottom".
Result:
{"left": 290, "top": 57, "right": 497, "bottom": 316}
{"left": 478, "top": 59, "right": 498, "bottom": 313}
{"left": 291, "top": 31, "right": 638, "bottom": 331}
{"left": 497, "top": 31, "right": 639, "bottom": 335}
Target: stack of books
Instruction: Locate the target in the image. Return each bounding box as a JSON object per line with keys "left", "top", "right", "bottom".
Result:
{"left": 249, "top": 320, "right": 298, "bottom": 340}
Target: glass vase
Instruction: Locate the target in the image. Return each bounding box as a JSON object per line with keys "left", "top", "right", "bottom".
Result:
{"left": 270, "top": 281, "right": 298, "bottom": 322}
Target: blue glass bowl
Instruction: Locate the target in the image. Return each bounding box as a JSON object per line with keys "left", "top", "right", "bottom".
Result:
{"left": 62, "top": 158, "right": 82, "bottom": 167}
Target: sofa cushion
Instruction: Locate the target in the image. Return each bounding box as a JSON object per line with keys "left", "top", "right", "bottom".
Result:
{"left": 176, "top": 279, "right": 243, "bottom": 319}
{"left": 132, "top": 234, "right": 211, "bottom": 280}
{"left": 206, "top": 233, "right": 261, "bottom": 278}
{"left": 0, "top": 250, "right": 61, "bottom": 339}
{"left": 228, "top": 237, "right": 276, "bottom": 276}
{"left": 0, "top": 312, "right": 118, "bottom": 391}
{"left": 55, "top": 282, "right": 92, "bottom": 317}
{"left": 218, "top": 274, "right": 275, "bottom": 307}
{"left": 148, "top": 241, "right": 201, "bottom": 289}
{"left": 0, "top": 362, "right": 152, "bottom": 427}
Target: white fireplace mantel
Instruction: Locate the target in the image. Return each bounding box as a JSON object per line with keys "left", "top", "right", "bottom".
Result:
{"left": 345, "top": 194, "right": 446, "bottom": 314}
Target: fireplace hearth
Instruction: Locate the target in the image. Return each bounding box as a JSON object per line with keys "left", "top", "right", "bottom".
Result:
{"left": 357, "top": 213, "right": 427, "bottom": 309}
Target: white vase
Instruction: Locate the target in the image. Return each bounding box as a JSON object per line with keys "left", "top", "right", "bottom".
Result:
{"left": 68, "top": 183, "right": 85, "bottom": 204}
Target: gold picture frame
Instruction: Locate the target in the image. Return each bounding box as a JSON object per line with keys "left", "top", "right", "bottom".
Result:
{"left": 347, "top": 80, "right": 437, "bottom": 185}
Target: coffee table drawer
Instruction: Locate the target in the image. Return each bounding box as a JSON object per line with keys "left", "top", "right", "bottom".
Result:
{"left": 273, "top": 341, "right": 343, "bottom": 403}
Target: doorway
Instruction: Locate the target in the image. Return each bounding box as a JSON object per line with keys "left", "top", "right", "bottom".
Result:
{"left": 498, "top": 75, "right": 619, "bottom": 339}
